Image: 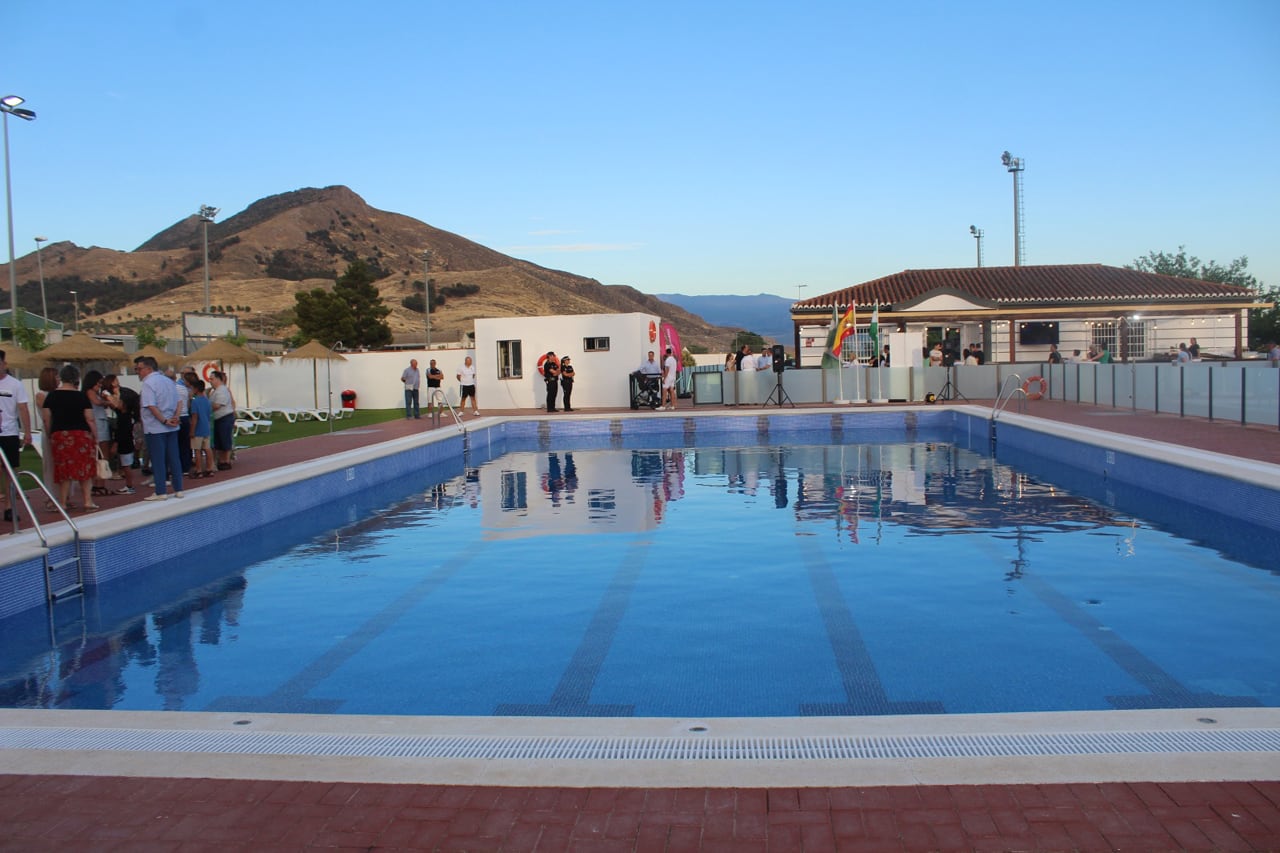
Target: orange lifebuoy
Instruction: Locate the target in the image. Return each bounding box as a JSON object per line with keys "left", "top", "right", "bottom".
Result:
{"left": 537, "top": 353, "right": 559, "bottom": 376}
{"left": 201, "top": 362, "right": 217, "bottom": 382}
{"left": 1022, "top": 375, "right": 1047, "bottom": 400}
{"left": 648, "top": 320, "right": 658, "bottom": 343}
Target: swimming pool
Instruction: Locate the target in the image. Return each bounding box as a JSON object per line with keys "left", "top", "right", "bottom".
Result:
{"left": 1, "top": 417, "right": 1276, "bottom": 718}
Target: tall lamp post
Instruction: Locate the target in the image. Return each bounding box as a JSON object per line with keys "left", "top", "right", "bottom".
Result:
{"left": 198, "top": 204, "right": 219, "bottom": 313}
{"left": 421, "top": 250, "right": 431, "bottom": 349}
{"left": 69, "top": 289, "right": 79, "bottom": 332}
{"left": 2, "top": 95, "right": 36, "bottom": 319}
{"left": 969, "top": 225, "right": 984, "bottom": 268}
{"left": 34, "top": 235, "right": 47, "bottom": 326}
{"left": 1000, "top": 150, "right": 1025, "bottom": 266}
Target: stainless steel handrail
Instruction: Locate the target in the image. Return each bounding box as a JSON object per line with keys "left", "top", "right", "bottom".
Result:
{"left": 1, "top": 449, "right": 84, "bottom": 604}
{"left": 992, "top": 373, "right": 1027, "bottom": 421}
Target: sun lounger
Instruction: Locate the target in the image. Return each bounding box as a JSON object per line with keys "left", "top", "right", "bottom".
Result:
{"left": 233, "top": 419, "right": 258, "bottom": 436}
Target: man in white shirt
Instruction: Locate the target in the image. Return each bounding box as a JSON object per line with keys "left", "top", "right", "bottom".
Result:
{"left": 0, "top": 349, "right": 33, "bottom": 523}
{"left": 661, "top": 347, "right": 679, "bottom": 410}
{"left": 456, "top": 356, "right": 478, "bottom": 415}
{"left": 135, "top": 355, "right": 183, "bottom": 500}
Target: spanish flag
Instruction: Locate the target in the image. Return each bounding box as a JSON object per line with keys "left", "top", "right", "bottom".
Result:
{"left": 830, "top": 303, "right": 857, "bottom": 357}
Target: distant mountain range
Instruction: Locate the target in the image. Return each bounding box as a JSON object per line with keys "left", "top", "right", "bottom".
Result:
{"left": 2, "top": 186, "right": 743, "bottom": 352}
{"left": 653, "top": 293, "right": 795, "bottom": 342}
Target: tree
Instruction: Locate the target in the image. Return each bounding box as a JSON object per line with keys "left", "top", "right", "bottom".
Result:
{"left": 1127, "top": 245, "right": 1258, "bottom": 290}
{"left": 1128, "top": 246, "right": 1275, "bottom": 350}
{"left": 293, "top": 259, "right": 392, "bottom": 348}
{"left": 135, "top": 323, "right": 167, "bottom": 349}
{"left": 731, "top": 330, "right": 767, "bottom": 352}
{"left": 9, "top": 308, "right": 47, "bottom": 352}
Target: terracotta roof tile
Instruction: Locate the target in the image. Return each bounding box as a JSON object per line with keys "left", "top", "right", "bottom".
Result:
{"left": 795, "top": 264, "right": 1257, "bottom": 311}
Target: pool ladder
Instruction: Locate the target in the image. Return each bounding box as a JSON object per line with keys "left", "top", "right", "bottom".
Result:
{"left": 1, "top": 453, "right": 87, "bottom": 607}
{"left": 426, "top": 389, "right": 468, "bottom": 432}
{"left": 989, "top": 373, "right": 1027, "bottom": 450}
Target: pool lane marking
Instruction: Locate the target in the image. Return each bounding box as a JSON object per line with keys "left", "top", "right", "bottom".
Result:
{"left": 494, "top": 538, "right": 646, "bottom": 716}
{"left": 204, "top": 549, "right": 472, "bottom": 714}
{"left": 799, "top": 538, "right": 945, "bottom": 716}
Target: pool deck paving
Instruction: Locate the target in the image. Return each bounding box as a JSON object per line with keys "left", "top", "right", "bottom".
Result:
{"left": 3, "top": 399, "right": 1278, "bottom": 851}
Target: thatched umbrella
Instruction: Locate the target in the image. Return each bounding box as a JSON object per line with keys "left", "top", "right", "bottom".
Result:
{"left": 132, "top": 344, "right": 184, "bottom": 370}
{"left": 281, "top": 340, "right": 347, "bottom": 408}
{"left": 0, "top": 346, "right": 44, "bottom": 374}
{"left": 37, "top": 333, "right": 128, "bottom": 366}
{"left": 186, "top": 339, "right": 268, "bottom": 407}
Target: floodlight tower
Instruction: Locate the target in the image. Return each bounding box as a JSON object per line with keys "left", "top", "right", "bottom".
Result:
{"left": 969, "top": 225, "right": 984, "bottom": 268}
{"left": 198, "top": 204, "right": 219, "bottom": 312}
{"left": 1000, "top": 151, "right": 1026, "bottom": 266}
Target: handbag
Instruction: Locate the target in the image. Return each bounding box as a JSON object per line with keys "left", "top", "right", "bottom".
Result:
{"left": 96, "top": 448, "right": 113, "bottom": 482}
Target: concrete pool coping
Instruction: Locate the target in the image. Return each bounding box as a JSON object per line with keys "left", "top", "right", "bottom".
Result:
{"left": 2, "top": 707, "right": 1278, "bottom": 788}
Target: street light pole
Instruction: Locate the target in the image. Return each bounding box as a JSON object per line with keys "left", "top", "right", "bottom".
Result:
{"left": 34, "top": 235, "right": 48, "bottom": 327}
{"left": 198, "top": 204, "right": 219, "bottom": 313}
{"left": 2, "top": 95, "right": 36, "bottom": 318}
{"left": 969, "top": 225, "right": 984, "bottom": 268}
{"left": 422, "top": 250, "right": 431, "bottom": 349}
{"left": 70, "top": 290, "right": 79, "bottom": 332}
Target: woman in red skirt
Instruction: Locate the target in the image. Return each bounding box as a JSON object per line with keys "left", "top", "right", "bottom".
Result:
{"left": 41, "top": 364, "right": 99, "bottom": 512}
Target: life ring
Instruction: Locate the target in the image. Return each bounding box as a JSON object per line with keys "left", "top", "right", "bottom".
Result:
{"left": 648, "top": 320, "right": 657, "bottom": 343}
{"left": 1022, "top": 375, "right": 1047, "bottom": 400}
{"left": 201, "top": 362, "right": 217, "bottom": 382}
{"left": 537, "top": 353, "right": 559, "bottom": 376}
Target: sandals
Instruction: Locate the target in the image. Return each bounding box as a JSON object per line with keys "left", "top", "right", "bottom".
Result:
{"left": 91, "top": 486, "right": 112, "bottom": 497}
{"left": 84, "top": 504, "right": 101, "bottom": 513}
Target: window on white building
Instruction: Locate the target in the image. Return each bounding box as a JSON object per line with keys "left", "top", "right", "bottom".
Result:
{"left": 1124, "top": 320, "right": 1151, "bottom": 360}
{"left": 498, "top": 340, "right": 523, "bottom": 379}
{"left": 583, "top": 337, "right": 610, "bottom": 352}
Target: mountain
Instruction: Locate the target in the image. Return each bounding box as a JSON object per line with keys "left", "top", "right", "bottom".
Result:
{"left": 3, "top": 186, "right": 740, "bottom": 352}
{"left": 654, "top": 293, "right": 795, "bottom": 342}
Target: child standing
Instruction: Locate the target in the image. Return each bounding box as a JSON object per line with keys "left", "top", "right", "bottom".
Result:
{"left": 187, "top": 377, "right": 214, "bottom": 478}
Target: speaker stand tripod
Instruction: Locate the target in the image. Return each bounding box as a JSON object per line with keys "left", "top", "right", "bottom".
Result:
{"left": 762, "top": 373, "right": 795, "bottom": 408}
{"left": 934, "top": 377, "right": 969, "bottom": 402}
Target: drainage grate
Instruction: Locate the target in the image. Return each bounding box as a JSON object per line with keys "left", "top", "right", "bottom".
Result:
{"left": 0, "top": 727, "right": 1277, "bottom": 761}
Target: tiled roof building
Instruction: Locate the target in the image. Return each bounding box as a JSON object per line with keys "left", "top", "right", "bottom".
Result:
{"left": 791, "top": 264, "right": 1264, "bottom": 364}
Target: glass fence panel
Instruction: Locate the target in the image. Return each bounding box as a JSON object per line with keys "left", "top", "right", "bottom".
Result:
{"left": 1182, "top": 365, "right": 1212, "bottom": 418}
{"left": 1209, "top": 366, "right": 1242, "bottom": 421}
{"left": 1244, "top": 367, "right": 1280, "bottom": 427}
{"left": 1132, "top": 364, "right": 1158, "bottom": 410}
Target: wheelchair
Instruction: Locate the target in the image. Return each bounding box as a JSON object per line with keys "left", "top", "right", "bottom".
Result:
{"left": 629, "top": 372, "right": 662, "bottom": 410}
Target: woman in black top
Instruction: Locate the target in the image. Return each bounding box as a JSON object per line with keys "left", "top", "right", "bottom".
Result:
{"left": 559, "top": 356, "right": 575, "bottom": 412}
{"left": 41, "top": 364, "right": 99, "bottom": 511}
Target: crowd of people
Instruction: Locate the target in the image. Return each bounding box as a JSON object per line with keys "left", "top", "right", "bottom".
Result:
{"left": 0, "top": 351, "right": 241, "bottom": 517}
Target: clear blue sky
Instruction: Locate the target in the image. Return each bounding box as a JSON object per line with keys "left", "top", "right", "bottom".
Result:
{"left": 6, "top": 0, "right": 1278, "bottom": 298}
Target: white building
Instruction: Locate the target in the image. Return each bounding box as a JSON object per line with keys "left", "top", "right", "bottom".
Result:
{"left": 473, "top": 313, "right": 668, "bottom": 409}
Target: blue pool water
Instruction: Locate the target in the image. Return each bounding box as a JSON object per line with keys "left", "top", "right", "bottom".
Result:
{"left": 1, "top": 430, "right": 1277, "bottom": 717}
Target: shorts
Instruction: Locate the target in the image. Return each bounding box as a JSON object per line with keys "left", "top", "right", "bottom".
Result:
{"left": 0, "top": 434, "right": 19, "bottom": 469}
{"left": 662, "top": 377, "right": 676, "bottom": 389}
{"left": 192, "top": 436, "right": 210, "bottom": 451}
{"left": 118, "top": 452, "right": 135, "bottom": 467}
{"left": 213, "top": 415, "right": 235, "bottom": 451}
{"left": 460, "top": 384, "right": 476, "bottom": 400}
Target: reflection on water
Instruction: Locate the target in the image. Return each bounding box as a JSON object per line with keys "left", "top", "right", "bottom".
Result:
{"left": 0, "top": 438, "right": 1274, "bottom": 715}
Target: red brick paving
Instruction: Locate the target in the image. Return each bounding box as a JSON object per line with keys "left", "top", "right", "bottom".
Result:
{"left": 4, "top": 399, "right": 1279, "bottom": 850}
{"left": 0, "top": 775, "right": 1276, "bottom": 851}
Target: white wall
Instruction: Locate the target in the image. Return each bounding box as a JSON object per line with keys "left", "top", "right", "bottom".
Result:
{"left": 475, "top": 313, "right": 660, "bottom": 409}
{"left": 185, "top": 347, "right": 475, "bottom": 412}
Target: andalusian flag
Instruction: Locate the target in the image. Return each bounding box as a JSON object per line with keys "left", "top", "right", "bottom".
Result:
{"left": 868, "top": 303, "right": 880, "bottom": 350}
{"left": 821, "top": 305, "right": 840, "bottom": 368}
{"left": 830, "top": 303, "right": 857, "bottom": 357}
